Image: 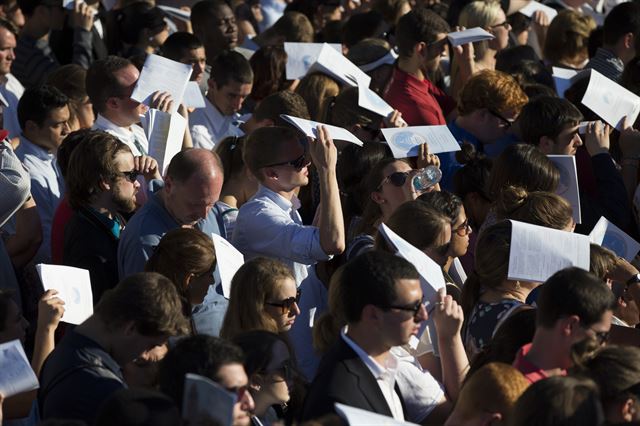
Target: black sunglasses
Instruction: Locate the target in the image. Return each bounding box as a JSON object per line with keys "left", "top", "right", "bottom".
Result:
{"left": 266, "top": 289, "right": 302, "bottom": 314}
{"left": 116, "top": 170, "right": 140, "bottom": 183}
{"left": 487, "top": 108, "right": 513, "bottom": 129}
{"left": 265, "top": 153, "right": 310, "bottom": 171}
{"left": 378, "top": 299, "right": 424, "bottom": 319}
{"left": 377, "top": 171, "right": 412, "bottom": 191}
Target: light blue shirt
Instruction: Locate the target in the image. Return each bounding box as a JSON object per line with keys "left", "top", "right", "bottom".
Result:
{"left": 15, "top": 137, "right": 64, "bottom": 263}
{"left": 232, "top": 185, "right": 331, "bottom": 285}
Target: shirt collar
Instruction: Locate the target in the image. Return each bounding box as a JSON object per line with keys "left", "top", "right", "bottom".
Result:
{"left": 340, "top": 327, "right": 398, "bottom": 380}
{"left": 94, "top": 114, "right": 136, "bottom": 143}
{"left": 19, "top": 135, "right": 54, "bottom": 160}
{"left": 204, "top": 97, "right": 239, "bottom": 134}
{"left": 254, "top": 184, "right": 302, "bottom": 212}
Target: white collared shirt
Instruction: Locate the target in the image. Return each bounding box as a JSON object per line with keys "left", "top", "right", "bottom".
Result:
{"left": 341, "top": 329, "right": 405, "bottom": 421}
{"left": 232, "top": 184, "right": 331, "bottom": 286}
{"left": 189, "top": 97, "right": 243, "bottom": 150}
{"left": 0, "top": 74, "right": 24, "bottom": 139}
{"left": 93, "top": 114, "right": 149, "bottom": 156}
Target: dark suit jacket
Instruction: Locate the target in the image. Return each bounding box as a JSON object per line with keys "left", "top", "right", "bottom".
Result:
{"left": 300, "top": 337, "right": 406, "bottom": 422}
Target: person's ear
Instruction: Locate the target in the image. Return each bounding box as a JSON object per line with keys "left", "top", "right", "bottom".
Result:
{"left": 183, "top": 273, "right": 194, "bottom": 292}
{"left": 105, "top": 96, "right": 120, "bottom": 111}
{"left": 24, "top": 119, "right": 39, "bottom": 135}
{"left": 264, "top": 167, "right": 278, "bottom": 180}
{"left": 622, "top": 397, "right": 635, "bottom": 422}
{"left": 624, "top": 32, "right": 635, "bottom": 50}
{"left": 208, "top": 79, "right": 218, "bottom": 94}
{"left": 481, "top": 412, "right": 503, "bottom": 425}
{"left": 561, "top": 315, "right": 581, "bottom": 337}
{"left": 361, "top": 304, "right": 382, "bottom": 323}
{"left": 415, "top": 41, "right": 427, "bottom": 58}
{"left": 371, "top": 190, "right": 385, "bottom": 205}
{"left": 250, "top": 374, "right": 263, "bottom": 391}
{"left": 99, "top": 177, "right": 112, "bottom": 192}
{"left": 539, "top": 136, "right": 554, "bottom": 154}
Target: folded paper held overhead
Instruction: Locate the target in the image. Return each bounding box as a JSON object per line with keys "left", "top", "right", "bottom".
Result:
{"left": 589, "top": 216, "right": 640, "bottom": 261}
{"left": 517, "top": 1, "right": 558, "bottom": 20}
{"left": 281, "top": 114, "right": 364, "bottom": 146}
{"left": 581, "top": 69, "right": 640, "bottom": 130}
{"left": 36, "top": 264, "right": 93, "bottom": 325}
{"left": 284, "top": 42, "right": 342, "bottom": 80}
{"left": 552, "top": 67, "right": 589, "bottom": 98}
{"left": 381, "top": 125, "right": 461, "bottom": 158}
{"left": 548, "top": 155, "right": 582, "bottom": 224}
{"left": 447, "top": 27, "right": 495, "bottom": 47}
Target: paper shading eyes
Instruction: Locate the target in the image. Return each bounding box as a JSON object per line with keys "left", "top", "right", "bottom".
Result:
{"left": 392, "top": 132, "right": 427, "bottom": 150}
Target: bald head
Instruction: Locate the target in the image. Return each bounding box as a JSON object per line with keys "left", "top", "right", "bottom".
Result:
{"left": 164, "top": 149, "right": 224, "bottom": 226}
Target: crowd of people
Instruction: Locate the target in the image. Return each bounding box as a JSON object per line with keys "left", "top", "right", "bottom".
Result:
{"left": 2, "top": 0, "right": 640, "bottom": 424}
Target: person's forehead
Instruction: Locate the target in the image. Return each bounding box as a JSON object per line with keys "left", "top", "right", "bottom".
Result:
{"left": 211, "top": 4, "right": 234, "bottom": 20}
{"left": 0, "top": 27, "right": 16, "bottom": 45}
{"left": 394, "top": 278, "right": 422, "bottom": 300}
{"left": 114, "top": 64, "right": 140, "bottom": 87}
{"left": 217, "top": 363, "right": 248, "bottom": 387}
{"left": 114, "top": 151, "right": 135, "bottom": 168}
{"left": 46, "top": 105, "right": 70, "bottom": 122}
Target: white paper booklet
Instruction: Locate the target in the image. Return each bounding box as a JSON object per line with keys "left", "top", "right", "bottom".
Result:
{"left": 284, "top": 42, "right": 342, "bottom": 80}
{"left": 381, "top": 125, "right": 461, "bottom": 158}
{"left": 0, "top": 340, "right": 39, "bottom": 398}
{"left": 335, "top": 403, "right": 420, "bottom": 426}
{"left": 141, "top": 109, "right": 186, "bottom": 174}
{"left": 552, "top": 67, "right": 589, "bottom": 98}
{"left": 581, "top": 69, "right": 640, "bottom": 130}
{"left": 447, "top": 27, "right": 495, "bottom": 47}
{"left": 157, "top": 5, "right": 191, "bottom": 21}
{"left": 36, "top": 264, "right": 93, "bottom": 325}
{"left": 211, "top": 234, "right": 245, "bottom": 298}
{"left": 281, "top": 114, "right": 364, "bottom": 146}
{"left": 358, "top": 79, "right": 394, "bottom": 118}
{"left": 548, "top": 155, "right": 582, "bottom": 224}
{"left": 183, "top": 82, "right": 205, "bottom": 109}
{"left": 518, "top": 1, "right": 558, "bottom": 20}
{"left": 589, "top": 216, "right": 640, "bottom": 261}
{"left": 182, "top": 373, "right": 237, "bottom": 426}
{"left": 307, "top": 43, "right": 372, "bottom": 88}
{"left": 131, "top": 54, "right": 193, "bottom": 114}
{"left": 508, "top": 220, "right": 590, "bottom": 283}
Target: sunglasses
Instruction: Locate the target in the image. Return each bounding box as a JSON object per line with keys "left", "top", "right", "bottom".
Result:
{"left": 116, "top": 170, "right": 140, "bottom": 183}
{"left": 377, "top": 171, "right": 413, "bottom": 191}
{"left": 487, "top": 108, "right": 514, "bottom": 129}
{"left": 379, "top": 299, "right": 424, "bottom": 320}
{"left": 224, "top": 384, "right": 249, "bottom": 401}
{"left": 265, "top": 153, "right": 311, "bottom": 171}
{"left": 491, "top": 21, "right": 511, "bottom": 29}
{"left": 453, "top": 219, "right": 472, "bottom": 237}
{"left": 266, "top": 289, "right": 302, "bottom": 314}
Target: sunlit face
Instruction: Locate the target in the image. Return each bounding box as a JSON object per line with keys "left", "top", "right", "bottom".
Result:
{"left": 199, "top": 4, "right": 238, "bottom": 55}
{"left": 180, "top": 47, "right": 207, "bottom": 83}
{"left": 164, "top": 171, "right": 223, "bottom": 226}
{"left": 0, "top": 27, "right": 16, "bottom": 76}
{"left": 209, "top": 80, "right": 252, "bottom": 116}
{"left": 421, "top": 33, "right": 448, "bottom": 73}
{"left": 26, "top": 105, "right": 70, "bottom": 151}
{"left": 374, "top": 161, "right": 418, "bottom": 214}
{"left": 552, "top": 124, "right": 583, "bottom": 156}
{"left": 262, "top": 139, "right": 310, "bottom": 192}
{"left": 264, "top": 277, "right": 300, "bottom": 332}
{"left": 449, "top": 206, "right": 472, "bottom": 258}
{"left": 379, "top": 278, "right": 427, "bottom": 347}
{"left": 110, "top": 151, "right": 140, "bottom": 213}
{"left": 424, "top": 223, "right": 452, "bottom": 267}
{"left": 488, "top": 9, "right": 511, "bottom": 51}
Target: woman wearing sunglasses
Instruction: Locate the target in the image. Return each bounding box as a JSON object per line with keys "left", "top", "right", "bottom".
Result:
{"left": 346, "top": 156, "right": 440, "bottom": 261}
{"left": 233, "top": 331, "right": 297, "bottom": 426}
{"left": 220, "top": 257, "right": 300, "bottom": 340}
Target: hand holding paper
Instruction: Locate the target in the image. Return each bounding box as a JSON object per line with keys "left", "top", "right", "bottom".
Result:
{"left": 581, "top": 69, "right": 640, "bottom": 130}
{"left": 131, "top": 54, "right": 193, "bottom": 114}
{"left": 447, "top": 27, "right": 495, "bottom": 47}
{"left": 36, "top": 264, "right": 93, "bottom": 325}
{"left": 281, "top": 115, "right": 364, "bottom": 146}
{"left": 381, "top": 125, "right": 461, "bottom": 158}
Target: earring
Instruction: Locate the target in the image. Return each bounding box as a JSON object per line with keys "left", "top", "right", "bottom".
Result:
{"left": 515, "top": 281, "right": 521, "bottom": 291}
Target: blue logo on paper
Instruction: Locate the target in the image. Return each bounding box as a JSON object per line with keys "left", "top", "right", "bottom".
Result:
{"left": 392, "top": 132, "right": 426, "bottom": 150}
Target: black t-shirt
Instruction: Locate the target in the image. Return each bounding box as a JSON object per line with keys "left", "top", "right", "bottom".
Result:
{"left": 38, "top": 329, "right": 125, "bottom": 424}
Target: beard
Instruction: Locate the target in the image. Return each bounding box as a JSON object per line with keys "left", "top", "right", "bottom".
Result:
{"left": 111, "top": 187, "right": 137, "bottom": 213}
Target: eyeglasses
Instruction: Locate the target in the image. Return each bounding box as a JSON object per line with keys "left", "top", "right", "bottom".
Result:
{"left": 491, "top": 21, "right": 511, "bottom": 29}
{"left": 224, "top": 384, "right": 249, "bottom": 401}
{"left": 453, "top": 219, "right": 472, "bottom": 237}
{"left": 487, "top": 108, "right": 514, "bottom": 129}
{"left": 377, "top": 171, "right": 412, "bottom": 191}
{"left": 116, "top": 170, "right": 140, "bottom": 183}
{"left": 264, "top": 154, "right": 311, "bottom": 171}
{"left": 589, "top": 327, "right": 610, "bottom": 346}
{"left": 378, "top": 299, "right": 425, "bottom": 320}
{"left": 265, "top": 289, "right": 302, "bottom": 314}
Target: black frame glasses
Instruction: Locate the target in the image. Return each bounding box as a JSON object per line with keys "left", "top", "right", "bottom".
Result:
{"left": 487, "top": 108, "right": 514, "bottom": 129}
{"left": 378, "top": 299, "right": 424, "bottom": 318}
{"left": 265, "top": 153, "right": 311, "bottom": 171}
{"left": 116, "top": 170, "right": 140, "bottom": 183}
{"left": 265, "top": 289, "right": 302, "bottom": 314}
{"left": 491, "top": 21, "right": 510, "bottom": 29}
{"left": 377, "top": 171, "right": 412, "bottom": 191}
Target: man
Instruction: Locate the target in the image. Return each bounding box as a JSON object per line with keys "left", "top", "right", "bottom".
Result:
{"left": 385, "top": 7, "right": 455, "bottom": 127}
{"left": 0, "top": 19, "right": 23, "bottom": 139}
{"left": 64, "top": 131, "right": 159, "bottom": 303}
{"left": 439, "top": 70, "right": 528, "bottom": 188}
{"left": 117, "top": 148, "right": 224, "bottom": 278}
{"left": 189, "top": 50, "right": 252, "bottom": 149}
{"left": 12, "top": 0, "right": 92, "bottom": 87}
{"left": 87, "top": 56, "right": 150, "bottom": 157}
{"left": 513, "top": 267, "right": 615, "bottom": 383}
{"left": 586, "top": 2, "right": 640, "bottom": 82}
{"left": 161, "top": 31, "right": 207, "bottom": 84}
{"left": 301, "top": 251, "right": 428, "bottom": 420}
{"left": 250, "top": 11, "right": 314, "bottom": 49}
{"left": 38, "top": 272, "right": 190, "bottom": 424}
{"left": 191, "top": 0, "right": 238, "bottom": 65}
{"left": 240, "top": 90, "right": 310, "bottom": 134}
{"left": 158, "top": 335, "right": 255, "bottom": 426}
{"left": 233, "top": 125, "right": 344, "bottom": 285}
{"left": 518, "top": 95, "right": 632, "bottom": 234}
{"left": 15, "top": 84, "right": 69, "bottom": 263}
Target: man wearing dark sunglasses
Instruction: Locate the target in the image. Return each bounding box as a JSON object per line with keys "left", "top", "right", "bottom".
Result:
{"left": 233, "top": 125, "right": 344, "bottom": 286}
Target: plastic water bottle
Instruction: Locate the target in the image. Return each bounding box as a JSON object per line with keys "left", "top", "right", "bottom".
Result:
{"left": 412, "top": 166, "right": 442, "bottom": 192}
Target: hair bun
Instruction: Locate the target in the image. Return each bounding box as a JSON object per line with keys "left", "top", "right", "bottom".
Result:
{"left": 496, "top": 185, "right": 528, "bottom": 216}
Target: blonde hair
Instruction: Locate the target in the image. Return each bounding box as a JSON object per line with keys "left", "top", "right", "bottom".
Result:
{"left": 295, "top": 73, "right": 340, "bottom": 121}
{"left": 458, "top": 0, "right": 504, "bottom": 60}
{"left": 543, "top": 10, "right": 596, "bottom": 67}
{"left": 220, "top": 257, "right": 295, "bottom": 340}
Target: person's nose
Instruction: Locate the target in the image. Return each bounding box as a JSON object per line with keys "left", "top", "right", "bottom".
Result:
{"left": 416, "top": 303, "right": 428, "bottom": 322}
{"left": 241, "top": 389, "right": 255, "bottom": 413}
{"left": 574, "top": 134, "right": 583, "bottom": 147}
{"left": 290, "top": 301, "right": 301, "bottom": 316}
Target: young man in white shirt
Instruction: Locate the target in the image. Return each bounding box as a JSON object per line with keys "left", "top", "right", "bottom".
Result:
{"left": 189, "top": 50, "right": 252, "bottom": 149}
{"left": 232, "top": 125, "right": 344, "bottom": 285}
{"left": 0, "top": 19, "right": 24, "bottom": 139}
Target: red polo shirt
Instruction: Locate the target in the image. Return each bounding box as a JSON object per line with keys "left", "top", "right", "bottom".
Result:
{"left": 513, "top": 343, "right": 567, "bottom": 384}
{"left": 384, "top": 67, "right": 456, "bottom": 126}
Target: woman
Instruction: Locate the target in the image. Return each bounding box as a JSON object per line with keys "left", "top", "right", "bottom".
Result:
{"left": 144, "top": 228, "right": 216, "bottom": 309}
{"left": 220, "top": 257, "right": 300, "bottom": 340}
{"left": 461, "top": 220, "right": 540, "bottom": 356}
{"left": 543, "top": 10, "right": 596, "bottom": 69}
{"left": 495, "top": 185, "right": 574, "bottom": 231}
{"left": 233, "top": 330, "right": 295, "bottom": 426}
{"left": 110, "top": 2, "right": 169, "bottom": 58}
{"left": 295, "top": 73, "right": 340, "bottom": 121}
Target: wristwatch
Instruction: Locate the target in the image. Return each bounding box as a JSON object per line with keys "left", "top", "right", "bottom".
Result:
{"left": 626, "top": 273, "right": 640, "bottom": 287}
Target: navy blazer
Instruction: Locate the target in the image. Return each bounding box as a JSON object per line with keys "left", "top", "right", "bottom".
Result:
{"left": 300, "top": 336, "right": 406, "bottom": 422}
